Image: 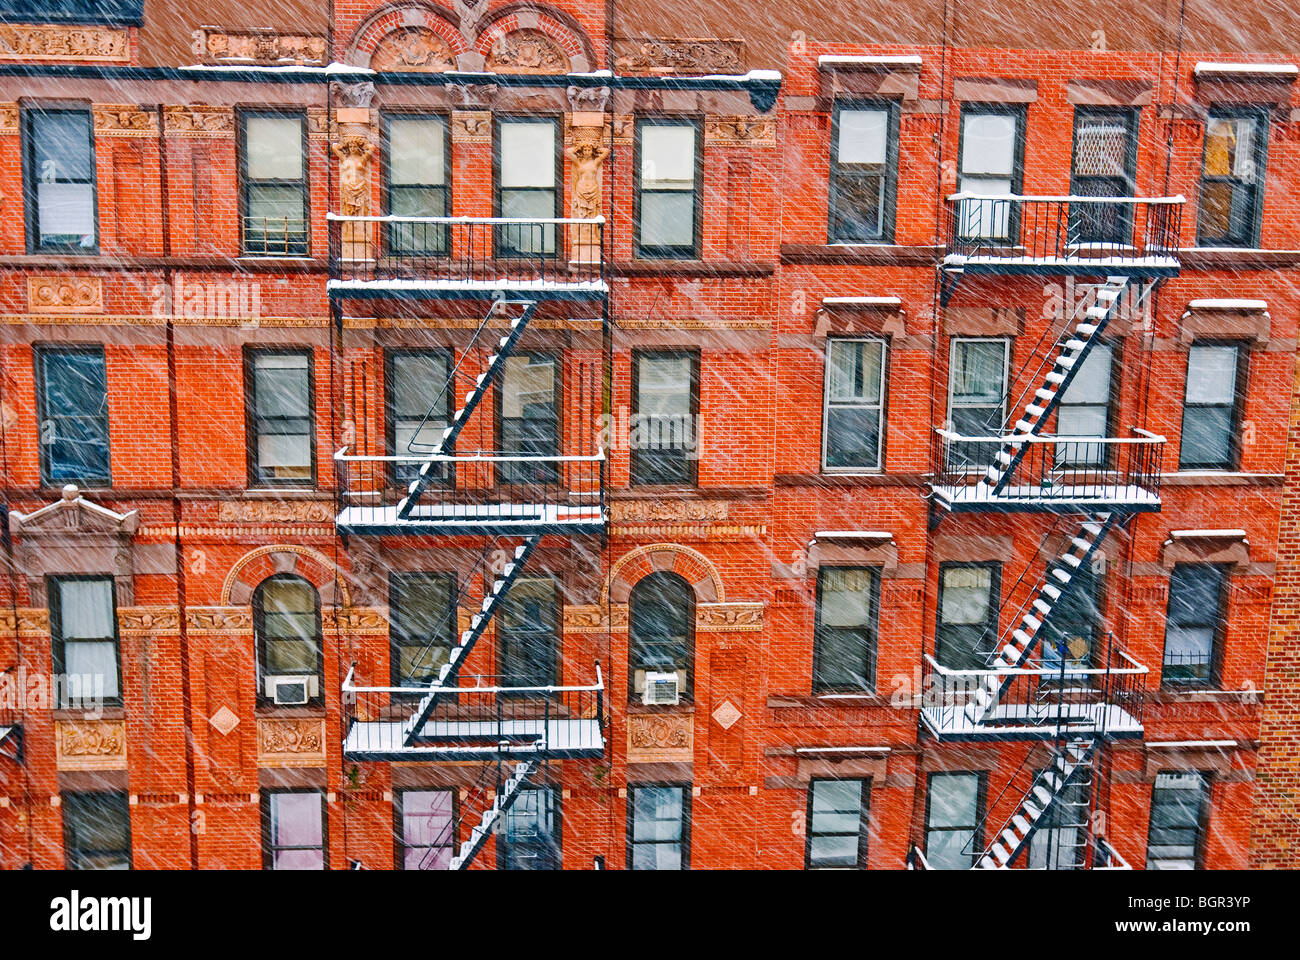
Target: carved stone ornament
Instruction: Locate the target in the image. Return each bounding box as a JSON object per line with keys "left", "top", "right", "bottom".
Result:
{"left": 370, "top": 27, "right": 456, "bottom": 72}
{"left": 257, "top": 718, "right": 326, "bottom": 768}
{"left": 56, "top": 720, "right": 128, "bottom": 771}
{"left": 705, "top": 116, "right": 776, "bottom": 145}
{"left": 93, "top": 106, "right": 157, "bottom": 136}
{"left": 332, "top": 81, "right": 377, "bottom": 110}
{"left": 610, "top": 500, "right": 729, "bottom": 524}
{"left": 0, "top": 24, "right": 130, "bottom": 63}
{"left": 485, "top": 29, "right": 569, "bottom": 74}
{"left": 186, "top": 607, "right": 253, "bottom": 632}
{"left": 162, "top": 105, "right": 235, "bottom": 137}
{"left": 217, "top": 500, "right": 335, "bottom": 524}
{"left": 192, "top": 28, "right": 327, "bottom": 66}
{"left": 696, "top": 602, "right": 764, "bottom": 632}
{"left": 27, "top": 276, "right": 103, "bottom": 314}
{"left": 627, "top": 713, "right": 694, "bottom": 763}
{"left": 613, "top": 37, "right": 746, "bottom": 76}
{"left": 451, "top": 110, "right": 491, "bottom": 142}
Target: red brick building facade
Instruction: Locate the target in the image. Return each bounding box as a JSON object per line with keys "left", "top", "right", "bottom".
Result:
{"left": 0, "top": 0, "right": 1297, "bottom": 870}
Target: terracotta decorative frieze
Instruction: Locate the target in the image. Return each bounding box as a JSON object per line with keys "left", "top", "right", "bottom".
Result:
{"left": 610, "top": 500, "right": 729, "bottom": 524}
{"left": 56, "top": 720, "right": 128, "bottom": 771}
{"left": 705, "top": 117, "right": 776, "bottom": 145}
{"left": 563, "top": 603, "right": 628, "bottom": 633}
{"left": 370, "top": 26, "right": 456, "bottom": 72}
{"left": 257, "top": 718, "right": 326, "bottom": 768}
{"left": 0, "top": 608, "right": 49, "bottom": 636}
{"left": 93, "top": 105, "right": 157, "bottom": 137}
{"left": 117, "top": 606, "right": 181, "bottom": 634}
{"left": 162, "top": 105, "right": 235, "bottom": 137}
{"left": 323, "top": 607, "right": 390, "bottom": 634}
{"left": 186, "top": 607, "right": 253, "bottom": 632}
{"left": 27, "top": 277, "right": 104, "bottom": 314}
{"left": 451, "top": 110, "right": 491, "bottom": 142}
{"left": 217, "top": 500, "right": 334, "bottom": 524}
{"left": 696, "top": 602, "right": 763, "bottom": 632}
{"left": 627, "top": 712, "right": 693, "bottom": 763}
{"left": 192, "top": 28, "right": 327, "bottom": 66}
{"left": 0, "top": 24, "right": 130, "bottom": 63}
{"left": 0, "top": 103, "right": 18, "bottom": 135}
{"left": 613, "top": 37, "right": 745, "bottom": 76}
{"left": 485, "top": 29, "right": 569, "bottom": 74}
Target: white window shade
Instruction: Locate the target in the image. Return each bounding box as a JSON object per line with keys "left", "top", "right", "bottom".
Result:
{"left": 245, "top": 116, "right": 303, "bottom": 180}
{"left": 389, "top": 118, "right": 445, "bottom": 186}
{"left": 838, "top": 109, "right": 888, "bottom": 165}
{"left": 1186, "top": 346, "right": 1238, "bottom": 404}
{"left": 500, "top": 122, "right": 555, "bottom": 188}
{"left": 961, "top": 114, "right": 1017, "bottom": 177}
{"left": 641, "top": 125, "right": 696, "bottom": 188}
{"left": 37, "top": 182, "right": 95, "bottom": 238}
{"left": 58, "top": 578, "right": 115, "bottom": 638}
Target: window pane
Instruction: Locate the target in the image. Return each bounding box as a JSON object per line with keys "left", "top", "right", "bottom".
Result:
{"left": 1204, "top": 118, "right": 1256, "bottom": 181}
{"left": 639, "top": 191, "right": 695, "bottom": 248}
{"left": 1075, "top": 118, "right": 1130, "bottom": 178}
{"left": 57, "top": 578, "right": 114, "bottom": 638}
{"left": 65, "top": 793, "right": 130, "bottom": 870}
{"left": 952, "top": 340, "right": 1006, "bottom": 403}
{"left": 819, "top": 569, "right": 875, "bottom": 627}
{"left": 1060, "top": 344, "right": 1113, "bottom": 406}
{"left": 961, "top": 114, "right": 1017, "bottom": 177}
{"left": 827, "top": 340, "right": 883, "bottom": 403}
{"left": 636, "top": 354, "right": 692, "bottom": 415}
{"left": 500, "top": 122, "right": 555, "bottom": 188}
{"left": 837, "top": 109, "right": 887, "bottom": 165}
{"left": 641, "top": 125, "right": 696, "bottom": 187}
{"left": 402, "top": 790, "right": 453, "bottom": 870}
{"left": 1147, "top": 772, "right": 1206, "bottom": 869}
{"left": 940, "top": 567, "right": 992, "bottom": 625}
{"left": 254, "top": 354, "right": 311, "bottom": 417}
{"left": 37, "top": 182, "right": 96, "bottom": 243}
{"left": 825, "top": 407, "right": 882, "bottom": 469}
{"left": 1185, "top": 346, "right": 1238, "bottom": 404}
{"left": 389, "top": 117, "right": 445, "bottom": 185}
{"left": 32, "top": 112, "right": 93, "bottom": 180}
{"left": 1181, "top": 407, "right": 1233, "bottom": 466}
{"left": 246, "top": 116, "right": 303, "bottom": 180}
{"left": 928, "top": 773, "right": 978, "bottom": 827}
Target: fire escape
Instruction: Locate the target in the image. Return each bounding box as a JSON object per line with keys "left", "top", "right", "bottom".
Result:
{"left": 915, "top": 193, "right": 1184, "bottom": 869}
{"left": 329, "top": 213, "right": 610, "bottom": 869}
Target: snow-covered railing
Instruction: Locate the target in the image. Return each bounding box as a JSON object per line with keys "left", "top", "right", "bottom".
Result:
{"left": 327, "top": 214, "right": 605, "bottom": 294}
{"left": 945, "top": 194, "right": 1183, "bottom": 271}
{"left": 931, "top": 427, "right": 1165, "bottom": 508}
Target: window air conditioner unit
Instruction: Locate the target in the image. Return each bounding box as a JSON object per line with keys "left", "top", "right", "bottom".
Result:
{"left": 266, "top": 675, "right": 317, "bottom": 705}
{"left": 642, "top": 671, "right": 681, "bottom": 706}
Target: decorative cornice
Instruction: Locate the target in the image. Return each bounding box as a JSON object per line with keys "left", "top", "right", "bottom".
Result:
{"left": 93, "top": 104, "right": 156, "bottom": 136}
{"left": 117, "top": 606, "right": 180, "bottom": 633}
{"left": 704, "top": 116, "right": 776, "bottom": 146}
{"left": 217, "top": 500, "right": 335, "bottom": 525}
{"left": 162, "top": 105, "right": 234, "bottom": 137}
{"left": 0, "top": 24, "right": 130, "bottom": 63}
{"left": 613, "top": 37, "right": 745, "bottom": 76}
{"left": 0, "top": 608, "right": 48, "bottom": 636}
{"left": 192, "top": 28, "right": 327, "bottom": 67}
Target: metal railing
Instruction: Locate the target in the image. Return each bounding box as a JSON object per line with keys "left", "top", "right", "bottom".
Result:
{"left": 945, "top": 194, "right": 1183, "bottom": 267}
{"left": 328, "top": 215, "right": 605, "bottom": 289}
{"left": 932, "top": 427, "right": 1165, "bottom": 505}
{"left": 242, "top": 216, "right": 309, "bottom": 257}
{"left": 920, "top": 639, "right": 1148, "bottom": 736}
{"left": 334, "top": 449, "right": 606, "bottom": 528}
{"left": 905, "top": 845, "right": 931, "bottom": 870}
{"left": 1092, "top": 835, "right": 1133, "bottom": 869}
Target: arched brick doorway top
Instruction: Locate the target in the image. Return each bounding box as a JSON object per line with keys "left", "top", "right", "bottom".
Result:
{"left": 347, "top": 2, "right": 467, "bottom": 70}
{"left": 222, "top": 544, "right": 351, "bottom": 608}
{"left": 474, "top": 4, "right": 594, "bottom": 73}
{"left": 604, "top": 543, "right": 724, "bottom": 606}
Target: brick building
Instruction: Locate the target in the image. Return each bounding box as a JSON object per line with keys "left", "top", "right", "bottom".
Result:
{"left": 0, "top": 0, "right": 1296, "bottom": 870}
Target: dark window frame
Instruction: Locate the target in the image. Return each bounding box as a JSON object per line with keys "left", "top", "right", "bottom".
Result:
{"left": 63, "top": 791, "right": 131, "bottom": 870}
{"left": 1178, "top": 340, "right": 1247, "bottom": 471}
{"left": 34, "top": 342, "right": 111, "bottom": 488}
{"left": 384, "top": 347, "right": 454, "bottom": 488}
{"left": 924, "top": 770, "right": 986, "bottom": 870}
{"left": 812, "top": 565, "right": 881, "bottom": 693}
{"left": 829, "top": 98, "right": 900, "bottom": 243}
{"left": 1145, "top": 770, "right": 1212, "bottom": 870}
{"left": 804, "top": 777, "right": 870, "bottom": 869}
{"left": 955, "top": 102, "right": 1027, "bottom": 243}
{"left": 238, "top": 108, "right": 310, "bottom": 257}
{"left": 493, "top": 350, "right": 562, "bottom": 485}
{"left": 1054, "top": 338, "right": 1120, "bottom": 469}
{"left": 496, "top": 575, "right": 560, "bottom": 690}
{"left": 497, "top": 783, "right": 563, "bottom": 870}
{"left": 935, "top": 561, "right": 1002, "bottom": 671}
{"left": 381, "top": 112, "right": 451, "bottom": 256}
{"left": 1162, "top": 563, "right": 1229, "bottom": 688}
{"left": 947, "top": 335, "right": 1011, "bottom": 467}
{"left": 394, "top": 786, "right": 457, "bottom": 871}
{"left": 626, "top": 782, "right": 691, "bottom": 870}
{"left": 628, "top": 570, "right": 696, "bottom": 702}
{"left": 1196, "top": 106, "right": 1269, "bottom": 248}
{"left": 1069, "top": 107, "right": 1140, "bottom": 243}
{"left": 22, "top": 104, "right": 99, "bottom": 255}
{"left": 822, "top": 335, "right": 889, "bottom": 472}
{"left": 493, "top": 115, "right": 562, "bottom": 259}
{"left": 252, "top": 572, "right": 324, "bottom": 705}
{"left": 261, "top": 788, "right": 327, "bottom": 870}
{"left": 630, "top": 348, "right": 700, "bottom": 486}
{"left": 49, "top": 573, "right": 122, "bottom": 709}
{"left": 245, "top": 346, "right": 317, "bottom": 488}
{"left": 387, "top": 571, "right": 457, "bottom": 689}
{"left": 634, "top": 115, "right": 703, "bottom": 259}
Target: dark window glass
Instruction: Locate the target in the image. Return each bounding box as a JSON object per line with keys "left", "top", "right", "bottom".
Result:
{"left": 636, "top": 120, "right": 699, "bottom": 257}
{"left": 389, "top": 573, "right": 455, "bottom": 687}
{"left": 813, "top": 567, "right": 879, "bottom": 692}
{"left": 24, "top": 108, "right": 96, "bottom": 252}
{"left": 63, "top": 792, "right": 130, "bottom": 870}
{"left": 247, "top": 350, "right": 314, "bottom": 485}
{"left": 497, "top": 577, "right": 558, "bottom": 689}
{"left": 1179, "top": 344, "right": 1241, "bottom": 469}
{"left": 387, "top": 350, "right": 452, "bottom": 484}
{"left": 631, "top": 351, "right": 697, "bottom": 485}
{"left": 830, "top": 103, "right": 897, "bottom": 242}
{"left": 254, "top": 575, "right": 321, "bottom": 696}
{"left": 497, "top": 353, "right": 559, "bottom": 484}
{"left": 628, "top": 785, "right": 689, "bottom": 870}
{"left": 241, "top": 113, "right": 308, "bottom": 256}
{"left": 36, "top": 345, "right": 110, "bottom": 486}
{"left": 50, "top": 576, "right": 120, "bottom": 707}
{"left": 1163, "top": 565, "right": 1227, "bottom": 685}
{"left": 948, "top": 338, "right": 1008, "bottom": 467}
{"left": 806, "top": 779, "right": 868, "bottom": 869}
{"left": 1198, "top": 113, "right": 1266, "bottom": 247}
{"left": 1056, "top": 342, "right": 1114, "bottom": 467}
{"left": 925, "top": 772, "right": 982, "bottom": 870}
{"left": 496, "top": 118, "right": 558, "bottom": 256}
{"left": 1042, "top": 564, "right": 1103, "bottom": 671}
{"left": 1146, "top": 771, "right": 1209, "bottom": 869}
{"left": 398, "top": 788, "right": 455, "bottom": 870}
{"left": 1070, "top": 109, "right": 1138, "bottom": 244}
{"left": 1027, "top": 769, "right": 1091, "bottom": 869}
{"left": 629, "top": 572, "right": 694, "bottom": 700}
{"left": 499, "top": 787, "right": 561, "bottom": 870}
{"left": 265, "top": 791, "right": 325, "bottom": 870}
{"left": 935, "top": 563, "right": 999, "bottom": 671}
{"left": 824, "top": 338, "right": 886, "bottom": 470}
{"left": 385, "top": 115, "right": 449, "bottom": 254}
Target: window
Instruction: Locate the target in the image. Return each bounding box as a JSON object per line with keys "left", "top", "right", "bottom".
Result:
{"left": 830, "top": 103, "right": 898, "bottom": 242}
{"left": 1056, "top": 342, "right": 1114, "bottom": 467}
{"left": 957, "top": 106, "right": 1024, "bottom": 241}
{"left": 263, "top": 791, "right": 326, "bottom": 870}
{"left": 35, "top": 345, "right": 110, "bottom": 486}
{"left": 1163, "top": 565, "right": 1227, "bottom": 686}
{"left": 50, "top": 576, "right": 120, "bottom": 708}
{"left": 631, "top": 350, "right": 698, "bottom": 485}
{"left": 1042, "top": 564, "right": 1102, "bottom": 671}
{"left": 925, "top": 772, "right": 983, "bottom": 870}
{"left": 636, "top": 119, "right": 699, "bottom": 257}
{"left": 385, "top": 114, "right": 449, "bottom": 254}
{"left": 947, "top": 338, "right": 1008, "bottom": 466}
{"left": 1198, "top": 111, "right": 1266, "bottom": 247}
{"left": 496, "top": 118, "right": 559, "bottom": 256}
{"left": 805, "top": 779, "right": 869, "bottom": 869}
{"left": 23, "top": 107, "right": 97, "bottom": 252}
{"left": 63, "top": 792, "right": 130, "bottom": 869}
{"left": 627, "top": 784, "right": 689, "bottom": 870}
{"left": 823, "top": 338, "right": 887, "bottom": 470}
{"left": 240, "top": 112, "right": 308, "bottom": 256}
{"left": 629, "top": 572, "right": 694, "bottom": 701}
{"left": 497, "top": 577, "right": 558, "bottom": 689}
{"left": 813, "top": 567, "right": 879, "bottom": 692}
{"left": 1028, "top": 771, "right": 1090, "bottom": 869}
{"left": 497, "top": 353, "right": 559, "bottom": 484}
{"left": 1146, "top": 771, "right": 1209, "bottom": 869}
{"left": 935, "top": 563, "right": 999, "bottom": 671}
{"left": 389, "top": 573, "right": 455, "bottom": 688}
{"left": 254, "top": 575, "right": 322, "bottom": 700}
{"left": 1070, "top": 109, "right": 1138, "bottom": 244}
{"left": 397, "top": 788, "right": 454, "bottom": 870}
{"left": 387, "top": 350, "right": 452, "bottom": 485}
{"left": 499, "top": 786, "right": 561, "bottom": 870}
{"left": 247, "top": 349, "right": 315, "bottom": 486}
{"left": 1179, "top": 343, "right": 1243, "bottom": 469}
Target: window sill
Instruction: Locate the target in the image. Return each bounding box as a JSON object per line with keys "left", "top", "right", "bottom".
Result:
{"left": 254, "top": 702, "right": 327, "bottom": 717}
{"left": 1162, "top": 470, "right": 1282, "bottom": 486}
{"left": 1150, "top": 687, "right": 1256, "bottom": 704}
{"left": 625, "top": 702, "right": 694, "bottom": 714}
{"left": 767, "top": 693, "right": 892, "bottom": 709}
{"left": 53, "top": 706, "right": 125, "bottom": 720}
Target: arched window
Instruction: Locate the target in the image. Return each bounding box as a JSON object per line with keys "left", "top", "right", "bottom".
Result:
{"left": 254, "top": 574, "right": 322, "bottom": 702}
{"left": 629, "top": 572, "right": 694, "bottom": 701}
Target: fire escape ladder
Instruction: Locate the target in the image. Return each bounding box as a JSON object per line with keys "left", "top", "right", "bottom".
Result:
{"left": 983, "top": 275, "right": 1133, "bottom": 497}
{"left": 975, "top": 736, "right": 1099, "bottom": 869}
{"left": 449, "top": 758, "right": 540, "bottom": 871}
{"left": 396, "top": 297, "right": 539, "bottom": 520}
{"left": 965, "top": 512, "right": 1118, "bottom": 727}
{"left": 401, "top": 534, "right": 543, "bottom": 746}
